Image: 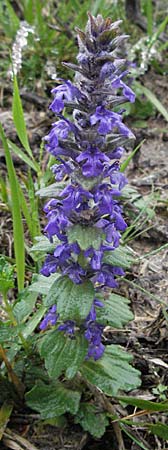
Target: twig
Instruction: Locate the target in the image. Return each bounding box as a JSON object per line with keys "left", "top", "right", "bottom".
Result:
{"left": 0, "top": 345, "right": 25, "bottom": 399}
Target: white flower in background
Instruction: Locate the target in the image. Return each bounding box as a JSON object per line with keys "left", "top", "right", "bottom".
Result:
{"left": 9, "top": 21, "right": 35, "bottom": 78}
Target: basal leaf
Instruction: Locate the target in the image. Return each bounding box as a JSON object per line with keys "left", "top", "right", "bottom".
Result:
{"left": 67, "top": 224, "right": 104, "bottom": 250}
{"left": 39, "top": 330, "right": 88, "bottom": 379}
{"left": 75, "top": 403, "right": 109, "bottom": 438}
{"left": 96, "top": 293, "right": 133, "bottom": 328}
{"left": 81, "top": 345, "right": 141, "bottom": 396}
{"left": 25, "top": 381, "right": 81, "bottom": 419}
{"left": 45, "top": 276, "right": 95, "bottom": 321}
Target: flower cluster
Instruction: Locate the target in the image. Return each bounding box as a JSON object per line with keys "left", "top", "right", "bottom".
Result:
{"left": 40, "top": 14, "right": 135, "bottom": 360}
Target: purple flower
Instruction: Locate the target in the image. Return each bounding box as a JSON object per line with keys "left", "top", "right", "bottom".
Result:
{"left": 85, "top": 321, "right": 105, "bottom": 360}
{"left": 58, "top": 320, "right": 75, "bottom": 335}
{"left": 111, "top": 76, "right": 135, "bottom": 103}
{"left": 76, "top": 147, "right": 109, "bottom": 177}
{"left": 40, "top": 255, "right": 58, "bottom": 277}
{"left": 51, "top": 160, "right": 74, "bottom": 181}
{"left": 40, "top": 14, "right": 135, "bottom": 361}
{"left": 50, "top": 80, "right": 83, "bottom": 113}
{"left": 44, "top": 120, "right": 77, "bottom": 158}
{"left": 62, "top": 262, "right": 86, "bottom": 284}
{"left": 107, "top": 146, "right": 125, "bottom": 159}
{"left": 39, "top": 305, "right": 58, "bottom": 330}
{"left": 90, "top": 106, "right": 134, "bottom": 138}
{"left": 60, "top": 185, "right": 93, "bottom": 214}
{"left": 44, "top": 208, "right": 69, "bottom": 240}
{"left": 93, "top": 264, "right": 124, "bottom": 288}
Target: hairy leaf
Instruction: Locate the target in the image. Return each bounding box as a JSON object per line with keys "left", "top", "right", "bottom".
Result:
{"left": 67, "top": 224, "right": 104, "bottom": 250}
{"left": 45, "top": 276, "right": 95, "bottom": 321}
{"left": 81, "top": 345, "right": 141, "bottom": 396}
{"left": 30, "top": 236, "right": 59, "bottom": 253}
{"left": 29, "top": 273, "right": 60, "bottom": 296}
{"left": 39, "top": 330, "right": 88, "bottom": 379}
{"left": 103, "top": 246, "right": 134, "bottom": 268}
{"left": 25, "top": 381, "right": 81, "bottom": 418}
{"left": 75, "top": 403, "right": 109, "bottom": 438}
{"left": 96, "top": 293, "right": 133, "bottom": 328}
{"left": 13, "top": 291, "right": 38, "bottom": 323}
{"left": 36, "top": 182, "right": 67, "bottom": 198}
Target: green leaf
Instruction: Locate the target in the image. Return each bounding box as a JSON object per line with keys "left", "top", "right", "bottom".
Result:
{"left": 13, "top": 290, "right": 38, "bottom": 323}
{"left": 96, "top": 294, "right": 133, "bottom": 328}
{"left": 0, "top": 323, "right": 18, "bottom": 344}
{"left": 67, "top": 224, "right": 104, "bottom": 250}
{"left": 36, "top": 182, "right": 67, "bottom": 198}
{"left": 0, "top": 124, "right": 25, "bottom": 291}
{"left": 135, "top": 82, "right": 168, "bottom": 122}
{"left": 81, "top": 345, "right": 141, "bottom": 396}
{"left": 0, "top": 257, "right": 14, "bottom": 295}
{"left": 115, "top": 396, "right": 168, "bottom": 412}
{"left": 41, "top": 415, "right": 67, "bottom": 428}
{"left": 29, "top": 273, "right": 60, "bottom": 296}
{"left": 23, "top": 306, "right": 47, "bottom": 338}
{"left": 45, "top": 276, "right": 95, "bottom": 321}
{"left": 30, "top": 236, "right": 58, "bottom": 253}
{"left": 39, "top": 331, "right": 88, "bottom": 379}
{"left": 75, "top": 403, "right": 109, "bottom": 438}
{"left": 0, "top": 375, "right": 18, "bottom": 406}
{"left": 0, "top": 401, "right": 13, "bottom": 440}
{"left": 12, "top": 76, "right": 33, "bottom": 158}
{"left": 103, "top": 246, "right": 134, "bottom": 269}
{"left": 25, "top": 381, "right": 81, "bottom": 419}
{"left": 147, "top": 423, "right": 168, "bottom": 440}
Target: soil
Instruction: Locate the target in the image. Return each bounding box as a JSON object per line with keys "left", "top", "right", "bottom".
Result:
{"left": 0, "top": 62, "right": 168, "bottom": 450}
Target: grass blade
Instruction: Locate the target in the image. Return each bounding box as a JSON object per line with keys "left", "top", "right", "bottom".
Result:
{"left": 120, "top": 139, "right": 145, "bottom": 172}
{"left": 146, "top": 0, "right": 153, "bottom": 37}
{"left": 27, "top": 171, "right": 41, "bottom": 238}
{"left": 149, "top": 16, "right": 168, "bottom": 49}
{"left": 0, "top": 124, "right": 25, "bottom": 291}
{"left": 12, "top": 75, "right": 33, "bottom": 158}
{"left": 121, "top": 425, "right": 149, "bottom": 450}
{"left": 8, "top": 139, "right": 39, "bottom": 172}
{"left": 17, "top": 184, "right": 33, "bottom": 239}
{"left": 135, "top": 82, "right": 168, "bottom": 121}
